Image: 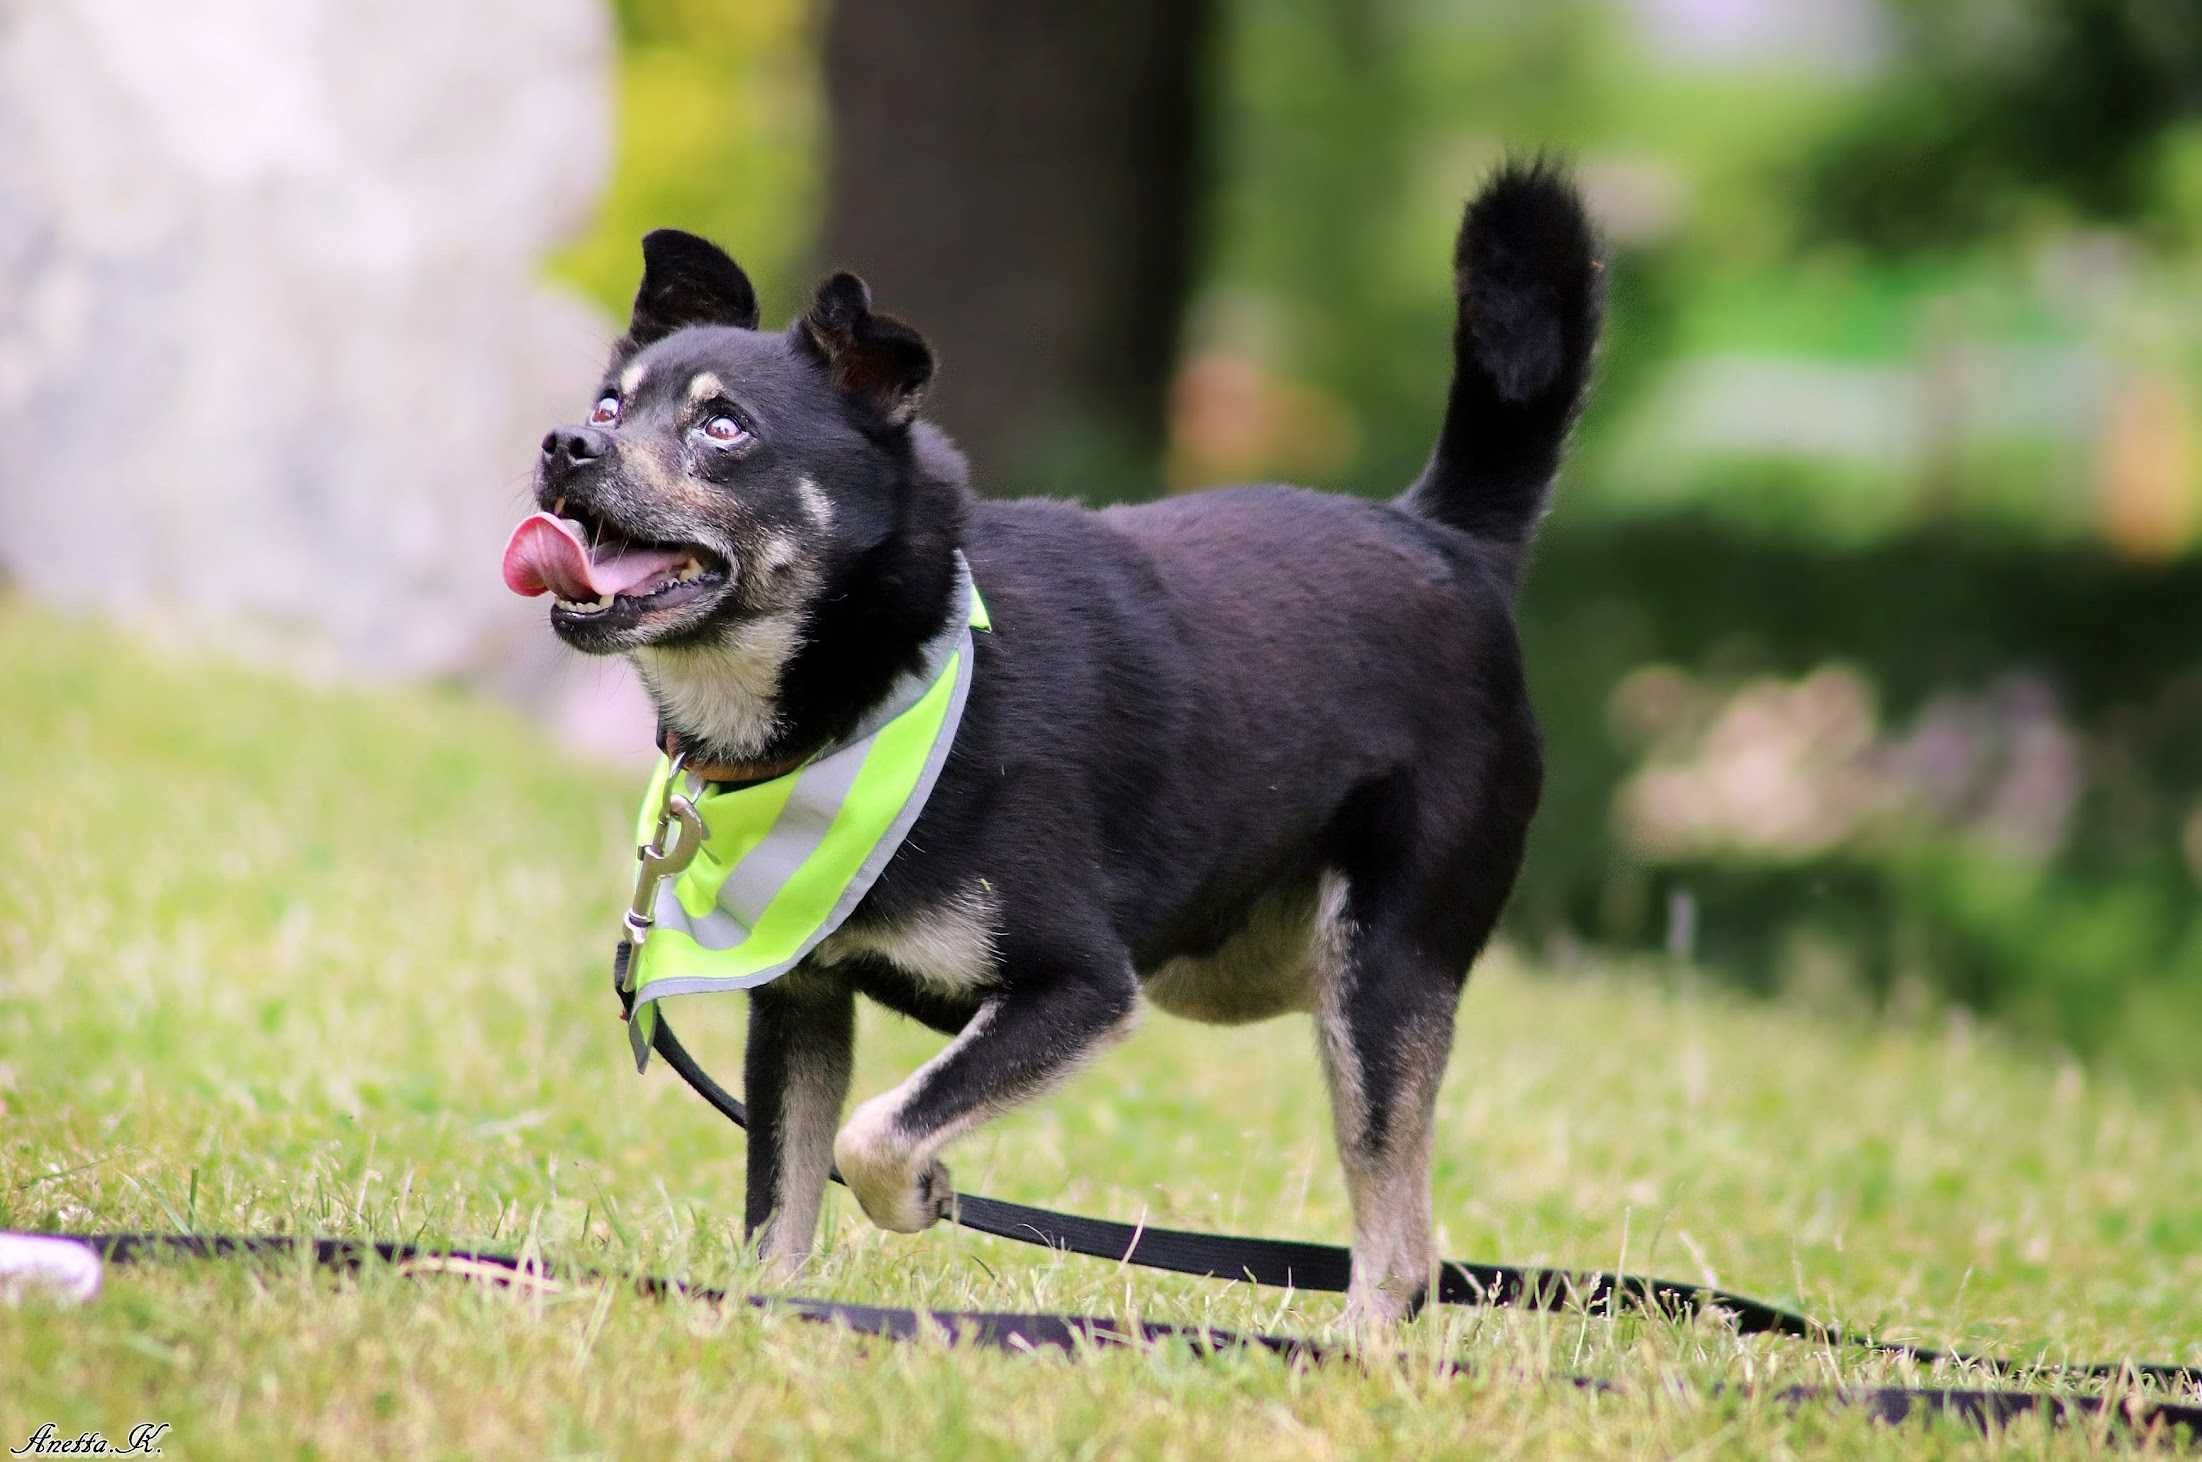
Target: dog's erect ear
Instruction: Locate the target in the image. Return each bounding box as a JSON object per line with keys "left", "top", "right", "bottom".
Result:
{"left": 795, "top": 272, "right": 934, "bottom": 425}
{"left": 623, "top": 229, "right": 759, "bottom": 350}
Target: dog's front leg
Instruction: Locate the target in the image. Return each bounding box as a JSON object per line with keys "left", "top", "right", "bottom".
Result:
{"left": 835, "top": 965, "right": 1137, "bottom": 1234}
{"left": 742, "top": 970, "right": 855, "bottom": 1274}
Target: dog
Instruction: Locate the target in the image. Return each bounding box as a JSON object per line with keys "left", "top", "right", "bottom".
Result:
{"left": 514, "top": 162, "right": 1601, "bottom": 1323}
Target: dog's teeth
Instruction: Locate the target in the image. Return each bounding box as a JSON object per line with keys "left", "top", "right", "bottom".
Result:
{"left": 593, "top": 593, "right": 614, "bottom": 610}
{"left": 676, "top": 557, "right": 702, "bottom": 583}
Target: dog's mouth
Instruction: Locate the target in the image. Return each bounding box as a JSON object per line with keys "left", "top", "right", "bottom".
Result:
{"left": 501, "top": 507, "right": 729, "bottom": 632}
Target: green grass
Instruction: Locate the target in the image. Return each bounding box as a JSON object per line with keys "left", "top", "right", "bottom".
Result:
{"left": 2, "top": 603, "right": 2197, "bottom": 1458}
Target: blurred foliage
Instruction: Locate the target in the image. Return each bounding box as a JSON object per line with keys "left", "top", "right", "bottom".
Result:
{"left": 1516, "top": 521, "right": 2202, "bottom": 1085}
{"left": 1796, "top": 0, "right": 2202, "bottom": 249}
{"left": 551, "top": 0, "right": 821, "bottom": 327}
{"left": 546, "top": 0, "right": 2202, "bottom": 1079}
{"left": 1192, "top": 0, "right": 2202, "bottom": 1084}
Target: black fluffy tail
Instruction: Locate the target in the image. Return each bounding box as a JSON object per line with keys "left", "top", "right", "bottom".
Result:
{"left": 1404, "top": 160, "right": 1602, "bottom": 560}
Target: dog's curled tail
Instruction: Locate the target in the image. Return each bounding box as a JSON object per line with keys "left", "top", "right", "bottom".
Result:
{"left": 1403, "top": 159, "right": 1603, "bottom": 566}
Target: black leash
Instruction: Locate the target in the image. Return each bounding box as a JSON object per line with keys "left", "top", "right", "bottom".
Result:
{"left": 648, "top": 1012, "right": 2198, "bottom": 1388}
{"left": 647, "top": 1004, "right": 2199, "bottom": 1435}
{"left": 32, "top": 1228, "right": 2202, "bottom": 1444}
{"left": 32, "top": 993, "right": 2193, "bottom": 1443}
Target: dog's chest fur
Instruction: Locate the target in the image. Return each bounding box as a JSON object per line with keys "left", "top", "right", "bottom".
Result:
{"left": 633, "top": 612, "right": 806, "bottom": 760}
{"left": 810, "top": 880, "right": 1003, "bottom": 999}
{"left": 809, "top": 871, "right": 1353, "bottom": 1028}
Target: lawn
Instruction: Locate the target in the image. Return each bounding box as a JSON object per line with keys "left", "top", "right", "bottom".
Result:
{"left": 2, "top": 603, "right": 2197, "bottom": 1457}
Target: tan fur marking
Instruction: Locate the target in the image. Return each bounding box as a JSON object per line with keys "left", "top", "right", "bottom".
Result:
{"left": 1142, "top": 879, "right": 1327, "bottom": 1024}
{"left": 619, "top": 360, "right": 647, "bottom": 397}
{"left": 834, "top": 1004, "right": 998, "bottom": 1233}
{"left": 756, "top": 1005, "right": 850, "bottom": 1274}
{"left": 835, "top": 990, "right": 1139, "bottom": 1234}
{"left": 633, "top": 609, "right": 804, "bottom": 759}
{"left": 687, "top": 371, "right": 724, "bottom": 402}
{"left": 624, "top": 442, "right": 690, "bottom": 501}
{"left": 1306, "top": 867, "right": 1448, "bottom": 1325}
{"left": 812, "top": 882, "right": 1001, "bottom": 998}
{"left": 757, "top": 530, "right": 800, "bottom": 574}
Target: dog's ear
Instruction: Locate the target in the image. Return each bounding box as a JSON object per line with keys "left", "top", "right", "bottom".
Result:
{"left": 795, "top": 272, "right": 934, "bottom": 425}
{"left": 623, "top": 229, "right": 760, "bottom": 350}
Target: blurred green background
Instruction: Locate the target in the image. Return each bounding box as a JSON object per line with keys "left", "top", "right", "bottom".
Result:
{"left": 553, "top": 0, "right": 2202, "bottom": 1084}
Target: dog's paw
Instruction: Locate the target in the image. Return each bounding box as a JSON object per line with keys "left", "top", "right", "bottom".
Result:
{"left": 850, "top": 1156, "right": 955, "bottom": 1234}
{"left": 908, "top": 1158, "right": 957, "bottom": 1229}
{"left": 1341, "top": 1274, "right": 1425, "bottom": 1329}
{"left": 751, "top": 1214, "right": 818, "bottom": 1281}
{"left": 835, "top": 1101, "right": 954, "bottom": 1234}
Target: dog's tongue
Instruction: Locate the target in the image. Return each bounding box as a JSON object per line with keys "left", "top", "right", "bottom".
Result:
{"left": 501, "top": 512, "right": 689, "bottom": 600}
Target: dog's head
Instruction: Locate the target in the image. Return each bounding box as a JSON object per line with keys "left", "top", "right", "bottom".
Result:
{"left": 505, "top": 230, "right": 939, "bottom": 656}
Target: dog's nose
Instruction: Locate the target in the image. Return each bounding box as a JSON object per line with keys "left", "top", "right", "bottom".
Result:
{"left": 541, "top": 425, "right": 611, "bottom": 470}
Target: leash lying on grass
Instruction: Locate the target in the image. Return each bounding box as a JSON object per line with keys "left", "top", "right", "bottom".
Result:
{"left": 14, "top": 1000, "right": 2195, "bottom": 1444}
{"left": 650, "top": 1011, "right": 2193, "bottom": 1381}
{"left": 635, "top": 1007, "right": 2197, "bottom": 1440}
{"left": 15, "top": 1222, "right": 2201, "bottom": 1445}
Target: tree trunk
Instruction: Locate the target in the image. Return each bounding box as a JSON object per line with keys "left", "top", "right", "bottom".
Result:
{"left": 820, "top": 0, "right": 1214, "bottom": 499}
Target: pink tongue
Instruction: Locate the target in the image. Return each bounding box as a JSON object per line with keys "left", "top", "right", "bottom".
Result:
{"left": 500, "top": 513, "right": 691, "bottom": 600}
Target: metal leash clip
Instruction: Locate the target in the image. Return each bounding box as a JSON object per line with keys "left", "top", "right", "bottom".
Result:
{"left": 621, "top": 751, "right": 705, "bottom": 985}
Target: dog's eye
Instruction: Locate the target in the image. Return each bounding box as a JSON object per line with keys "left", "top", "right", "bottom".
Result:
{"left": 589, "top": 394, "right": 621, "bottom": 426}
{"left": 702, "top": 414, "right": 748, "bottom": 444}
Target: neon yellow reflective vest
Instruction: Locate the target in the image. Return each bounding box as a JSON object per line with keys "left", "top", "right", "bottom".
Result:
{"left": 623, "top": 555, "right": 989, "bottom": 1069}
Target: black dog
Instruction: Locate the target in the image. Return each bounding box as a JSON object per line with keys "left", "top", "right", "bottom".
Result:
{"left": 518, "top": 162, "right": 1600, "bottom": 1322}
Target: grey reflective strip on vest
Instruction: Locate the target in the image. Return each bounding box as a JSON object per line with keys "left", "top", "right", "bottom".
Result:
{"left": 657, "top": 742, "right": 870, "bottom": 953}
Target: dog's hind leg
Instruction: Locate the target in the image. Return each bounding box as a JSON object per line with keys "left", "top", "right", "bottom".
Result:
{"left": 834, "top": 949, "right": 1139, "bottom": 1235}
{"left": 1311, "top": 866, "right": 1463, "bottom": 1326}
{"left": 743, "top": 969, "right": 856, "bottom": 1274}
{"left": 1315, "top": 749, "right": 1537, "bottom": 1323}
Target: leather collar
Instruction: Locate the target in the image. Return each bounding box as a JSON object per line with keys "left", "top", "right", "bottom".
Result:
{"left": 658, "top": 729, "right": 810, "bottom": 787}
